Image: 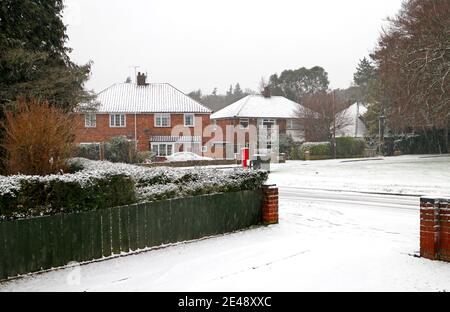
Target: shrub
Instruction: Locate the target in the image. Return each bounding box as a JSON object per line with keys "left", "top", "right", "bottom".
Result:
{"left": 1, "top": 98, "right": 77, "bottom": 175}
{"left": 300, "top": 142, "right": 332, "bottom": 160}
{"left": 104, "top": 136, "right": 136, "bottom": 163}
{"left": 74, "top": 137, "right": 154, "bottom": 164}
{"left": 0, "top": 158, "right": 269, "bottom": 220}
{"left": 74, "top": 144, "right": 101, "bottom": 160}
{"left": 335, "top": 137, "right": 366, "bottom": 157}
{"left": 0, "top": 170, "right": 135, "bottom": 220}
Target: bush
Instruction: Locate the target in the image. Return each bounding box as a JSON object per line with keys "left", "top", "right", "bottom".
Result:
{"left": 74, "top": 144, "right": 101, "bottom": 160}
{"left": 300, "top": 142, "right": 331, "bottom": 160}
{"left": 1, "top": 98, "right": 76, "bottom": 175}
{"left": 0, "top": 158, "right": 269, "bottom": 220}
{"left": 393, "top": 129, "right": 448, "bottom": 155}
{"left": 335, "top": 137, "right": 366, "bottom": 157}
{"left": 0, "top": 170, "right": 135, "bottom": 220}
{"left": 74, "top": 137, "right": 155, "bottom": 164}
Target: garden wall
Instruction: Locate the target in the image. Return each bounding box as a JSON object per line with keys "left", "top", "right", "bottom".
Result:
{"left": 0, "top": 189, "right": 265, "bottom": 281}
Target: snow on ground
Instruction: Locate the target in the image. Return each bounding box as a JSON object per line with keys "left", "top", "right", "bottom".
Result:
{"left": 1, "top": 193, "right": 450, "bottom": 292}
{"left": 268, "top": 154, "right": 450, "bottom": 196}
{"left": 1, "top": 154, "right": 449, "bottom": 292}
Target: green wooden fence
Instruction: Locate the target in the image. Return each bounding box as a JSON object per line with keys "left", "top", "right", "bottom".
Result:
{"left": 0, "top": 190, "right": 263, "bottom": 280}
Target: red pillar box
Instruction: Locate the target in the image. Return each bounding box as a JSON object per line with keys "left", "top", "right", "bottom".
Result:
{"left": 242, "top": 147, "right": 249, "bottom": 169}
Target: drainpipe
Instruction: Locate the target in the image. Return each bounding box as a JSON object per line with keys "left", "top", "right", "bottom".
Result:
{"left": 134, "top": 112, "right": 138, "bottom": 150}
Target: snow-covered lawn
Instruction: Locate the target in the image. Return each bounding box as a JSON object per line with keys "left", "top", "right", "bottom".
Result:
{"left": 1, "top": 154, "right": 449, "bottom": 292}
{"left": 268, "top": 154, "right": 450, "bottom": 196}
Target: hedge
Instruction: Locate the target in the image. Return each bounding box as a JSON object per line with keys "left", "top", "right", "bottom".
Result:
{"left": 300, "top": 142, "right": 331, "bottom": 160}
{"left": 335, "top": 137, "right": 366, "bottom": 158}
{"left": 298, "top": 138, "right": 366, "bottom": 160}
{"left": 0, "top": 158, "right": 269, "bottom": 220}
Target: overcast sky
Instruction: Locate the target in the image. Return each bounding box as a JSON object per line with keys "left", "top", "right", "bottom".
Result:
{"left": 63, "top": 0, "right": 404, "bottom": 95}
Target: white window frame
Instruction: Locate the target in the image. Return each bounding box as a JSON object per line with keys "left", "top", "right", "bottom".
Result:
{"left": 202, "top": 145, "right": 208, "bottom": 153}
{"left": 261, "top": 119, "right": 276, "bottom": 126}
{"left": 239, "top": 118, "right": 250, "bottom": 129}
{"left": 287, "top": 119, "right": 295, "bottom": 130}
{"left": 155, "top": 114, "right": 171, "bottom": 128}
{"left": 184, "top": 114, "right": 195, "bottom": 127}
{"left": 85, "top": 113, "right": 97, "bottom": 128}
{"left": 151, "top": 143, "right": 174, "bottom": 157}
{"left": 109, "top": 114, "right": 126, "bottom": 128}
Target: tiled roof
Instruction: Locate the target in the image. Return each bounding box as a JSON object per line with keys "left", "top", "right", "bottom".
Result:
{"left": 87, "top": 83, "right": 212, "bottom": 114}
{"left": 210, "top": 95, "right": 303, "bottom": 119}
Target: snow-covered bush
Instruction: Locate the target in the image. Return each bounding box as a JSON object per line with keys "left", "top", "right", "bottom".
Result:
{"left": 0, "top": 158, "right": 269, "bottom": 220}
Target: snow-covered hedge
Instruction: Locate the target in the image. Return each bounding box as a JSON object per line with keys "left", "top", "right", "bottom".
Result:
{"left": 0, "top": 158, "right": 268, "bottom": 220}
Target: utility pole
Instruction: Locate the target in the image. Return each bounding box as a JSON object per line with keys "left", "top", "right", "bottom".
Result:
{"left": 332, "top": 90, "right": 337, "bottom": 159}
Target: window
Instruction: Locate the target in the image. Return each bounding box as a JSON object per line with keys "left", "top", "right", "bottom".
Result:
{"left": 85, "top": 113, "right": 96, "bottom": 128}
{"left": 110, "top": 114, "right": 126, "bottom": 127}
{"left": 287, "top": 119, "right": 296, "bottom": 130}
{"left": 261, "top": 119, "right": 276, "bottom": 127}
{"left": 202, "top": 145, "right": 208, "bottom": 153}
{"left": 151, "top": 143, "right": 174, "bottom": 157}
{"left": 155, "top": 114, "right": 171, "bottom": 127}
{"left": 184, "top": 114, "right": 195, "bottom": 127}
{"left": 240, "top": 118, "right": 249, "bottom": 129}
{"left": 212, "top": 120, "right": 217, "bottom": 131}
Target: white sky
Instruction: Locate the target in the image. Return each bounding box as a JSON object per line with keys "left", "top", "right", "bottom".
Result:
{"left": 63, "top": 0, "right": 404, "bottom": 94}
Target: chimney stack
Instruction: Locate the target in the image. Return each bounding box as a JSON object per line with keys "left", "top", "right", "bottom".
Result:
{"left": 263, "top": 86, "right": 271, "bottom": 98}
{"left": 136, "top": 72, "right": 148, "bottom": 86}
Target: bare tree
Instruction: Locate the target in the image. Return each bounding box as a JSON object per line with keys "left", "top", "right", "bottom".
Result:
{"left": 297, "top": 91, "right": 352, "bottom": 143}
{"left": 372, "top": 0, "right": 450, "bottom": 135}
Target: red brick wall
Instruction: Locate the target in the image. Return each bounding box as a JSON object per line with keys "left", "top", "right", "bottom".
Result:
{"left": 420, "top": 197, "right": 450, "bottom": 262}
{"left": 75, "top": 113, "right": 212, "bottom": 152}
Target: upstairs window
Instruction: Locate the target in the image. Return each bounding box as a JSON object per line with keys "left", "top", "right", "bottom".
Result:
{"left": 184, "top": 114, "right": 195, "bottom": 127}
{"left": 109, "top": 114, "right": 126, "bottom": 127}
{"left": 85, "top": 113, "right": 97, "bottom": 128}
{"left": 239, "top": 118, "right": 249, "bottom": 129}
{"left": 155, "top": 114, "right": 171, "bottom": 127}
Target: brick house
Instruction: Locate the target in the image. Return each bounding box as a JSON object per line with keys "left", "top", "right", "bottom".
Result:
{"left": 209, "top": 88, "right": 305, "bottom": 160}
{"left": 75, "top": 73, "right": 212, "bottom": 159}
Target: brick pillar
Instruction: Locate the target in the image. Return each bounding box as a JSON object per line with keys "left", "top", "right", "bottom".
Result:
{"left": 262, "top": 185, "right": 279, "bottom": 225}
{"left": 420, "top": 197, "right": 440, "bottom": 260}
{"left": 439, "top": 199, "right": 450, "bottom": 261}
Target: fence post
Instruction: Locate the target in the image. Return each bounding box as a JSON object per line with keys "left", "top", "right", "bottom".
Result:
{"left": 262, "top": 185, "right": 279, "bottom": 225}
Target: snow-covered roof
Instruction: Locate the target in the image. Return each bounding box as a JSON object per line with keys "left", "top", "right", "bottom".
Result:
{"left": 210, "top": 95, "right": 302, "bottom": 120}
{"left": 86, "top": 83, "right": 211, "bottom": 114}
{"left": 337, "top": 103, "right": 368, "bottom": 138}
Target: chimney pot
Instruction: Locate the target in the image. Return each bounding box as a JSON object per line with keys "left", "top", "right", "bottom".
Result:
{"left": 137, "top": 72, "right": 148, "bottom": 86}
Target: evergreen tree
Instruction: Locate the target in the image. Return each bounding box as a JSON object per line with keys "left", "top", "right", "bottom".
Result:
{"left": 233, "top": 83, "right": 243, "bottom": 98}
{"left": 353, "top": 57, "right": 376, "bottom": 88}
{"left": 267, "top": 67, "right": 329, "bottom": 103}
{"left": 187, "top": 89, "right": 202, "bottom": 103}
{"left": 0, "top": 0, "right": 94, "bottom": 112}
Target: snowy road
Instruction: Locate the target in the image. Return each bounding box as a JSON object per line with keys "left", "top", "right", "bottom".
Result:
{"left": 280, "top": 187, "right": 419, "bottom": 212}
